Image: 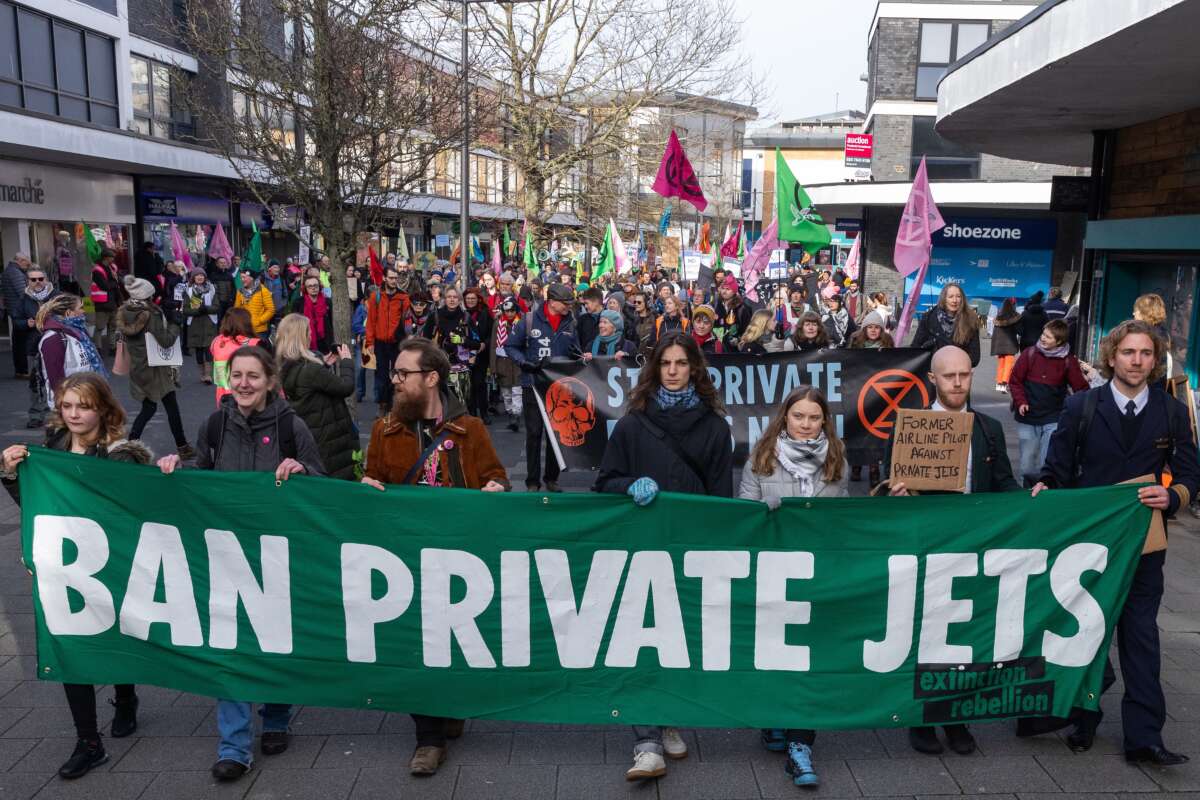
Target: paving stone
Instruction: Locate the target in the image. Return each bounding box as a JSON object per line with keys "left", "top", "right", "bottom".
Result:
{"left": 313, "top": 734, "right": 413, "bottom": 769}
{"left": 0, "top": 773, "right": 52, "bottom": 800}
{"left": 942, "top": 755, "right": 1060, "bottom": 794}
{"left": 175, "top": 692, "right": 220, "bottom": 707}
{"left": 753, "top": 755, "right": 863, "bottom": 797}
{"left": 0, "top": 706, "right": 30, "bottom": 737}
{"left": 1017, "top": 794, "right": 1117, "bottom": 800}
{"left": 453, "top": 764, "right": 556, "bottom": 800}
{"left": 656, "top": 761, "right": 760, "bottom": 799}
{"left": 0, "top": 707, "right": 75, "bottom": 740}
{"left": 449, "top": 732, "right": 513, "bottom": 765}
{"left": 691, "top": 727, "right": 782, "bottom": 764}
{"left": 288, "top": 708, "right": 384, "bottom": 736}
{"left": 1132, "top": 759, "right": 1200, "bottom": 792}
{"left": 0, "top": 658, "right": 36, "bottom": 682}
{"left": 27, "top": 772, "right": 154, "bottom": 799}
{"left": 244, "top": 768, "right": 358, "bottom": 800}
{"left": 112, "top": 736, "right": 219, "bottom": 772}
{"left": 469, "top": 719, "right": 560, "bottom": 733}
{"left": 0, "top": 740, "right": 37, "bottom": 772}
{"left": 554, "top": 763, "right": 662, "bottom": 800}
{"left": 252, "top": 736, "right": 327, "bottom": 771}
{"left": 970, "top": 723, "right": 1071, "bottom": 756}
{"left": 510, "top": 731, "right": 605, "bottom": 765}
{"left": 1167, "top": 694, "right": 1200, "bottom": 721}
{"left": 140, "top": 770, "right": 259, "bottom": 800}
{"left": 349, "top": 766, "right": 457, "bottom": 800}
{"left": 0, "top": 682, "right": 72, "bottom": 708}
{"left": 9, "top": 737, "right": 136, "bottom": 774}
{"left": 1035, "top": 755, "right": 1161, "bottom": 793}
{"left": 847, "top": 757, "right": 961, "bottom": 796}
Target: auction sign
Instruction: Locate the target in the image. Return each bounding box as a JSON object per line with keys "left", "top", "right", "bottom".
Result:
{"left": 844, "top": 133, "right": 874, "bottom": 168}
{"left": 535, "top": 349, "right": 934, "bottom": 469}
{"left": 22, "top": 449, "right": 1149, "bottom": 730}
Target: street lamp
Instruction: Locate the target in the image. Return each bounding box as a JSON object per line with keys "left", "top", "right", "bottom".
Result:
{"left": 459, "top": 0, "right": 540, "bottom": 285}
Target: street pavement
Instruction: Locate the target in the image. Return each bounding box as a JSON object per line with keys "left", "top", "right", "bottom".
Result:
{"left": 3, "top": 343, "right": 1200, "bottom": 800}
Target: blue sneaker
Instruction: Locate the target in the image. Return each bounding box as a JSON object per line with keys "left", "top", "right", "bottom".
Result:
{"left": 760, "top": 729, "right": 787, "bottom": 752}
{"left": 785, "top": 742, "right": 819, "bottom": 788}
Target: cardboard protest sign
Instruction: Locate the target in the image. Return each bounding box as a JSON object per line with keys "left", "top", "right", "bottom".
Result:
{"left": 1122, "top": 474, "right": 1166, "bottom": 554}
{"left": 889, "top": 408, "right": 973, "bottom": 492}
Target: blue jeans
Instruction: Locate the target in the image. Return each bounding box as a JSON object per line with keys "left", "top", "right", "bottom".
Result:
{"left": 216, "top": 700, "right": 292, "bottom": 766}
{"left": 352, "top": 340, "right": 368, "bottom": 400}
{"left": 1017, "top": 421, "right": 1058, "bottom": 482}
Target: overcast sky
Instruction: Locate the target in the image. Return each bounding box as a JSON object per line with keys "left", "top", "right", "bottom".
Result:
{"left": 736, "top": 0, "right": 876, "bottom": 126}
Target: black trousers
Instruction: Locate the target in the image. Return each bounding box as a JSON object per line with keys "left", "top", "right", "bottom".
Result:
{"left": 64, "top": 683, "right": 135, "bottom": 740}
{"left": 785, "top": 729, "right": 816, "bottom": 745}
{"left": 1077, "top": 550, "right": 1167, "bottom": 749}
{"left": 522, "top": 386, "right": 560, "bottom": 486}
{"left": 412, "top": 714, "right": 448, "bottom": 748}
{"left": 130, "top": 391, "right": 187, "bottom": 446}
{"left": 469, "top": 361, "right": 489, "bottom": 418}
{"left": 194, "top": 347, "right": 211, "bottom": 365}
{"left": 374, "top": 340, "right": 399, "bottom": 409}
{"left": 10, "top": 319, "right": 30, "bottom": 375}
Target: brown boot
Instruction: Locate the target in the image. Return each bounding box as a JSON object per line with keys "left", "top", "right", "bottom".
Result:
{"left": 409, "top": 745, "right": 446, "bottom": 775}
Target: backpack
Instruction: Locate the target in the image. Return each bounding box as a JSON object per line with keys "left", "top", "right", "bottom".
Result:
{"left": 205, "top": 409, "right": 297, "bottom": 465}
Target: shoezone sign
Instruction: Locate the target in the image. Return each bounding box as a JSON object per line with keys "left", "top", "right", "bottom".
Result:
{"left": 21, "top": 449, "right": 1149, "bottom": 729}
{"left": 535, "top": 349, "right": 934, "bottom": 470}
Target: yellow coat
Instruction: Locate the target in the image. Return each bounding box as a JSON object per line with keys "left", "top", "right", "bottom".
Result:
{"left": 235, "top": 284, "right": 276, "bottom": 335}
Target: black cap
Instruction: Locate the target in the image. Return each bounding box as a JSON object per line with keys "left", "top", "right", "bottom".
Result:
{"left": 547, "top": 283, "right": 574, "bottom": 302}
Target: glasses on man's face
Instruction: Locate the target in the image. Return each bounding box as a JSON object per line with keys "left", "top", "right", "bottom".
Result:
{"left": 391, "top": 368, "right": 430, "bottom": 381}
{"left": 28, "top": 277, "right": 46, "bottom": 283}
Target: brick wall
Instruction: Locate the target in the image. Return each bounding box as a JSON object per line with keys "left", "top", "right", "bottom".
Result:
{"left": 871, "top": 18, "right": 919, "bottom": 102}
{"left": 868, "top": 115, "right": 914, "bottom": 181}
{"left": 1107, "top": 109, "right": 1200, "bottom": 220}
{"left": 127, "top": 0, "right": 183, "bottom": 50}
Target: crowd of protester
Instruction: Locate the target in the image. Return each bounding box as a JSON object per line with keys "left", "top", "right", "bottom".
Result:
{"left": 1, "top": 242, "right": 1195, "bottom": 789}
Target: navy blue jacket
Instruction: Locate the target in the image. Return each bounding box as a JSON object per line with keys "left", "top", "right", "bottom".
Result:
{"left": 1040, "top": 383, "right": 1200, "bottom": 517}
{"left": 506, "top": 304, "right": 581, "bottom": 387}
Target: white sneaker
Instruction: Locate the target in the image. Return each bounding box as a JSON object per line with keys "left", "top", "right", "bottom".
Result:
{"left": 662, "top": 727, "right": 688, "bottom": 759}
{"left": 625, "top": 751, "right": 666, "bottom": 780}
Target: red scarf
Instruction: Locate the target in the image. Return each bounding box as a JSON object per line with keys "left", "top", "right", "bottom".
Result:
{"left": 496, "top": 315, "right": 517, "bottom": 348}
{"left": 545, "top": 310, "right": 563, "bottom": 332}
{"left": 303, "top": 293, "right": 327, "bottom": 350}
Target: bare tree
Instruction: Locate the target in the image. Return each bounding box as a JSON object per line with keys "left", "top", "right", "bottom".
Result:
{"left": 175, "top": 0, "right": 467, "bottom": 342}
{"left": 473, "top": 0, "right": 755, "bottom": 245}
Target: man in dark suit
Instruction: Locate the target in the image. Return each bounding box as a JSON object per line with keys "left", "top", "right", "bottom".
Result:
{"left": 1025, "top": 319, "right": 1200, "bottom": 765}
{"left": 887, "top": 345, "right": 1021, "bottom": 756}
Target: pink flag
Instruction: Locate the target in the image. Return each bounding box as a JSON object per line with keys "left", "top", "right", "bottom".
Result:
{"left": 169, "top": 221, "right": 194, "bottom": 269}
{"left": 844, "top": 233, "right": 861, "bottom": 281}
{"left": 610, "top": 220, "right": 630, "bottom": 274}
{"left": 892, "top": 158, "right": 946, "bottom": 341}
{"left": 742, "top": 218, "right": 780, "bottom": 303}
{"left": 208, "top": 222, "right": 234, "bottom": 262}
{"left": 651, "top": 130, "right": 708, "bottom": 212}
{"left": 893, "top": 157, "right": 945, "bottom": 278}
{"left": 491, "top": 237, "right": 502, "bottom": 276}
{"left": 720, "top": 220, "right": 743, "bottom": 259}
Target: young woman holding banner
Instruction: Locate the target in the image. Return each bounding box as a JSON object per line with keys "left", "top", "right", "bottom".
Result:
{"left": 738, "top": 386, "right": 849, "bottom": 788}
{"left": 2, "top": 372, "right": 147, "bottom": 780}
{"left": 157, "top": 346, "right": 323, "bottom": 782}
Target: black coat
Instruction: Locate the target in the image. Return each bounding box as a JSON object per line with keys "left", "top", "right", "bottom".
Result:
{"left": 1041, "top": 384, "right": 1200, "bottom": 518}
{"left": 594, "top": 399, "right": 733, "bottom": 497}
{"left": 280, "top": 357, "right": 358, "bottom": 480}
{"left": 1016, "top": 303, "right": 1049, "bottom": 350}
{"left": 990, "top": 315, "right": 1022, "bottom": 356}
{"left": 911, "top": 308, "right": 981, "bottom": 367}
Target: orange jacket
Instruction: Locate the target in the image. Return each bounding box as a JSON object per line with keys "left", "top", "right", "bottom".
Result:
{"left": 365, "top": 288, "right": 410, "bottom": 348}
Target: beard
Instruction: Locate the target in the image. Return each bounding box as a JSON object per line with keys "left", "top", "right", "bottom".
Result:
{"left": 392, "top": 391, "right": 429, "bottom": 423}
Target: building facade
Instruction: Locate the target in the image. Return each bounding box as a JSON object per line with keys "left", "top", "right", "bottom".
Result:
{"left": 809, "top": 0, "right": 1087, "bottom": 313}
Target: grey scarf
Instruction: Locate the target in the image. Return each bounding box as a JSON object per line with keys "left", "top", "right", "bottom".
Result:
{"left": 775, "top": 432, "right": 828, "bottom": 497}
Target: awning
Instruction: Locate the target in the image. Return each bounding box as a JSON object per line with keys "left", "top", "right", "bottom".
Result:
{"left": 936, "top": 0, "right": 1200, "bottom": 166}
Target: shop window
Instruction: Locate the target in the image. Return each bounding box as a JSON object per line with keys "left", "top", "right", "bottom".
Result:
{"left": 230, "top": 88, "right": 295, "bottom": 151}
{"left": 0, "top": 2, "right": 119, "bottom": 126}
{"left": 131, "top": 55, "right": 193, "bottom": 140}
{"left": 910, "top": 116, "right": 980, "bottom": 180}
{"left": 915, "top": 20, "right": 989, "bottom": 101}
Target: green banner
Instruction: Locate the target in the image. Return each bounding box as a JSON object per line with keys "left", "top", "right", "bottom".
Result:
{"left": 21, "top": 448, "right": 1150, "bottom": 729}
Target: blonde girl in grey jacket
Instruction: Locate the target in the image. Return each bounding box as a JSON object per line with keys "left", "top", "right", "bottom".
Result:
{"left": 737, "top": 385, "right": 849, "bottom": 788}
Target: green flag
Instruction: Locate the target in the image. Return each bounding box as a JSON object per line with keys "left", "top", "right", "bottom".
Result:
{"left": 82, "top": 222, "right": 102, "bottom": 263}
{"left": 503, "top": 225, "right": 514, "bottom": 259}
{"left": 241, "top": 220, "right": 263, "bottom": 276}
{"left": 737, "top": 225, "right": 747, "bottom": 260}
{"left": 776, "top": 149, "right": 832, "bottom": 254}
{"left": 397, "top": 229, "right": 410, "bottom": 261}
{"left": 523, "top": 229, "right": 537, "bottom": 274}
{"left": 593, "top": 221, "right": 615, "bottom": 280}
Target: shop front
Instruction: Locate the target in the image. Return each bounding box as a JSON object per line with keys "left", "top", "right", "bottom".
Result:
{"left": 0, "top": 159, "right": 135, "bottom": 291}
{"left": 140, "top": 190, "right": 232, "bottom": 269}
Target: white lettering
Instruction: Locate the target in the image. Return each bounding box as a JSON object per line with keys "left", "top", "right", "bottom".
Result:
{"left": 863, "top": 555, "right": 918, "bottom": 673}
{"left": 32, "top": 515, "right": 115, "bottom": 636}
{"left": 1042, "top": 543, "right": 1108, "bottom": 667}
{"left": 421, "top": 549, "right": 496, "bottom": 668}
{"left": 754, "top": 552, "right": 813, "bottom": 671}
{"left": 683, "top": 551, "right": 751, "bottom": 671}
{"left": 917, "top": 553, "right": 975, "bottom": 664}
{"left": 341, "top": 543, "right": 414, "bottom": 663}
{"left": 984, "top": 549, "right": 1047, "bottom": 662}
{"left": 119, "top": 523, "right": 202, "bottom": 646}
{"left": 605, "top": 551, "right": 689, "bottom": 668}
{"left": 206, "top": 530, "right": 292, "bottom": 653}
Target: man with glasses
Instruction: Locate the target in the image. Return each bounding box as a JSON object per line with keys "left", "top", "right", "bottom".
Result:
{"left": 361, "top": 336, "right": 507, "bottom": 775}
{"left": 2, "top": 251, "right": 32, "bottom": 378}
{"left": 13, "top": 266, "right": 58, "bottom": 426}
{"left": 629, "top": 291, "right": 657, "bottom": 357}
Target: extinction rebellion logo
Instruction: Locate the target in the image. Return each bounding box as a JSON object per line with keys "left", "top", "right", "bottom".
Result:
{"left": 915, "top": 657, "right": 1054, "bottom": 723}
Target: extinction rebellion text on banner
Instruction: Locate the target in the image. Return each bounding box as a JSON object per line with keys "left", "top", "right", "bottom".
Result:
{"left": 535, "top": 349, "right": 934, "bottom": 470}
{"left": 21, "top": 449, "right": 1149, "bottom": 729}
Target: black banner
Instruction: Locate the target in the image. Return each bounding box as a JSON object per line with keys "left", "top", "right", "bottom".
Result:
{"left": 534, "top": 349, "right": 934, "bottom": 470}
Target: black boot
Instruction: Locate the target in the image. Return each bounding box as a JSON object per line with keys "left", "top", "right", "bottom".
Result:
{"left": 507, "top": 413, "right": 519, "bottom": 433}
{"left": 59, "top": 737, "right": 108, "bottom": 779}
{"left": 908, "top": 726, "right": 943, "bottom": 754}
{"left": 110, "top": 694, "right": 138, "bottom": 738}
{"left": 943, "top": 724, "right": 976, "bottom": 755}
